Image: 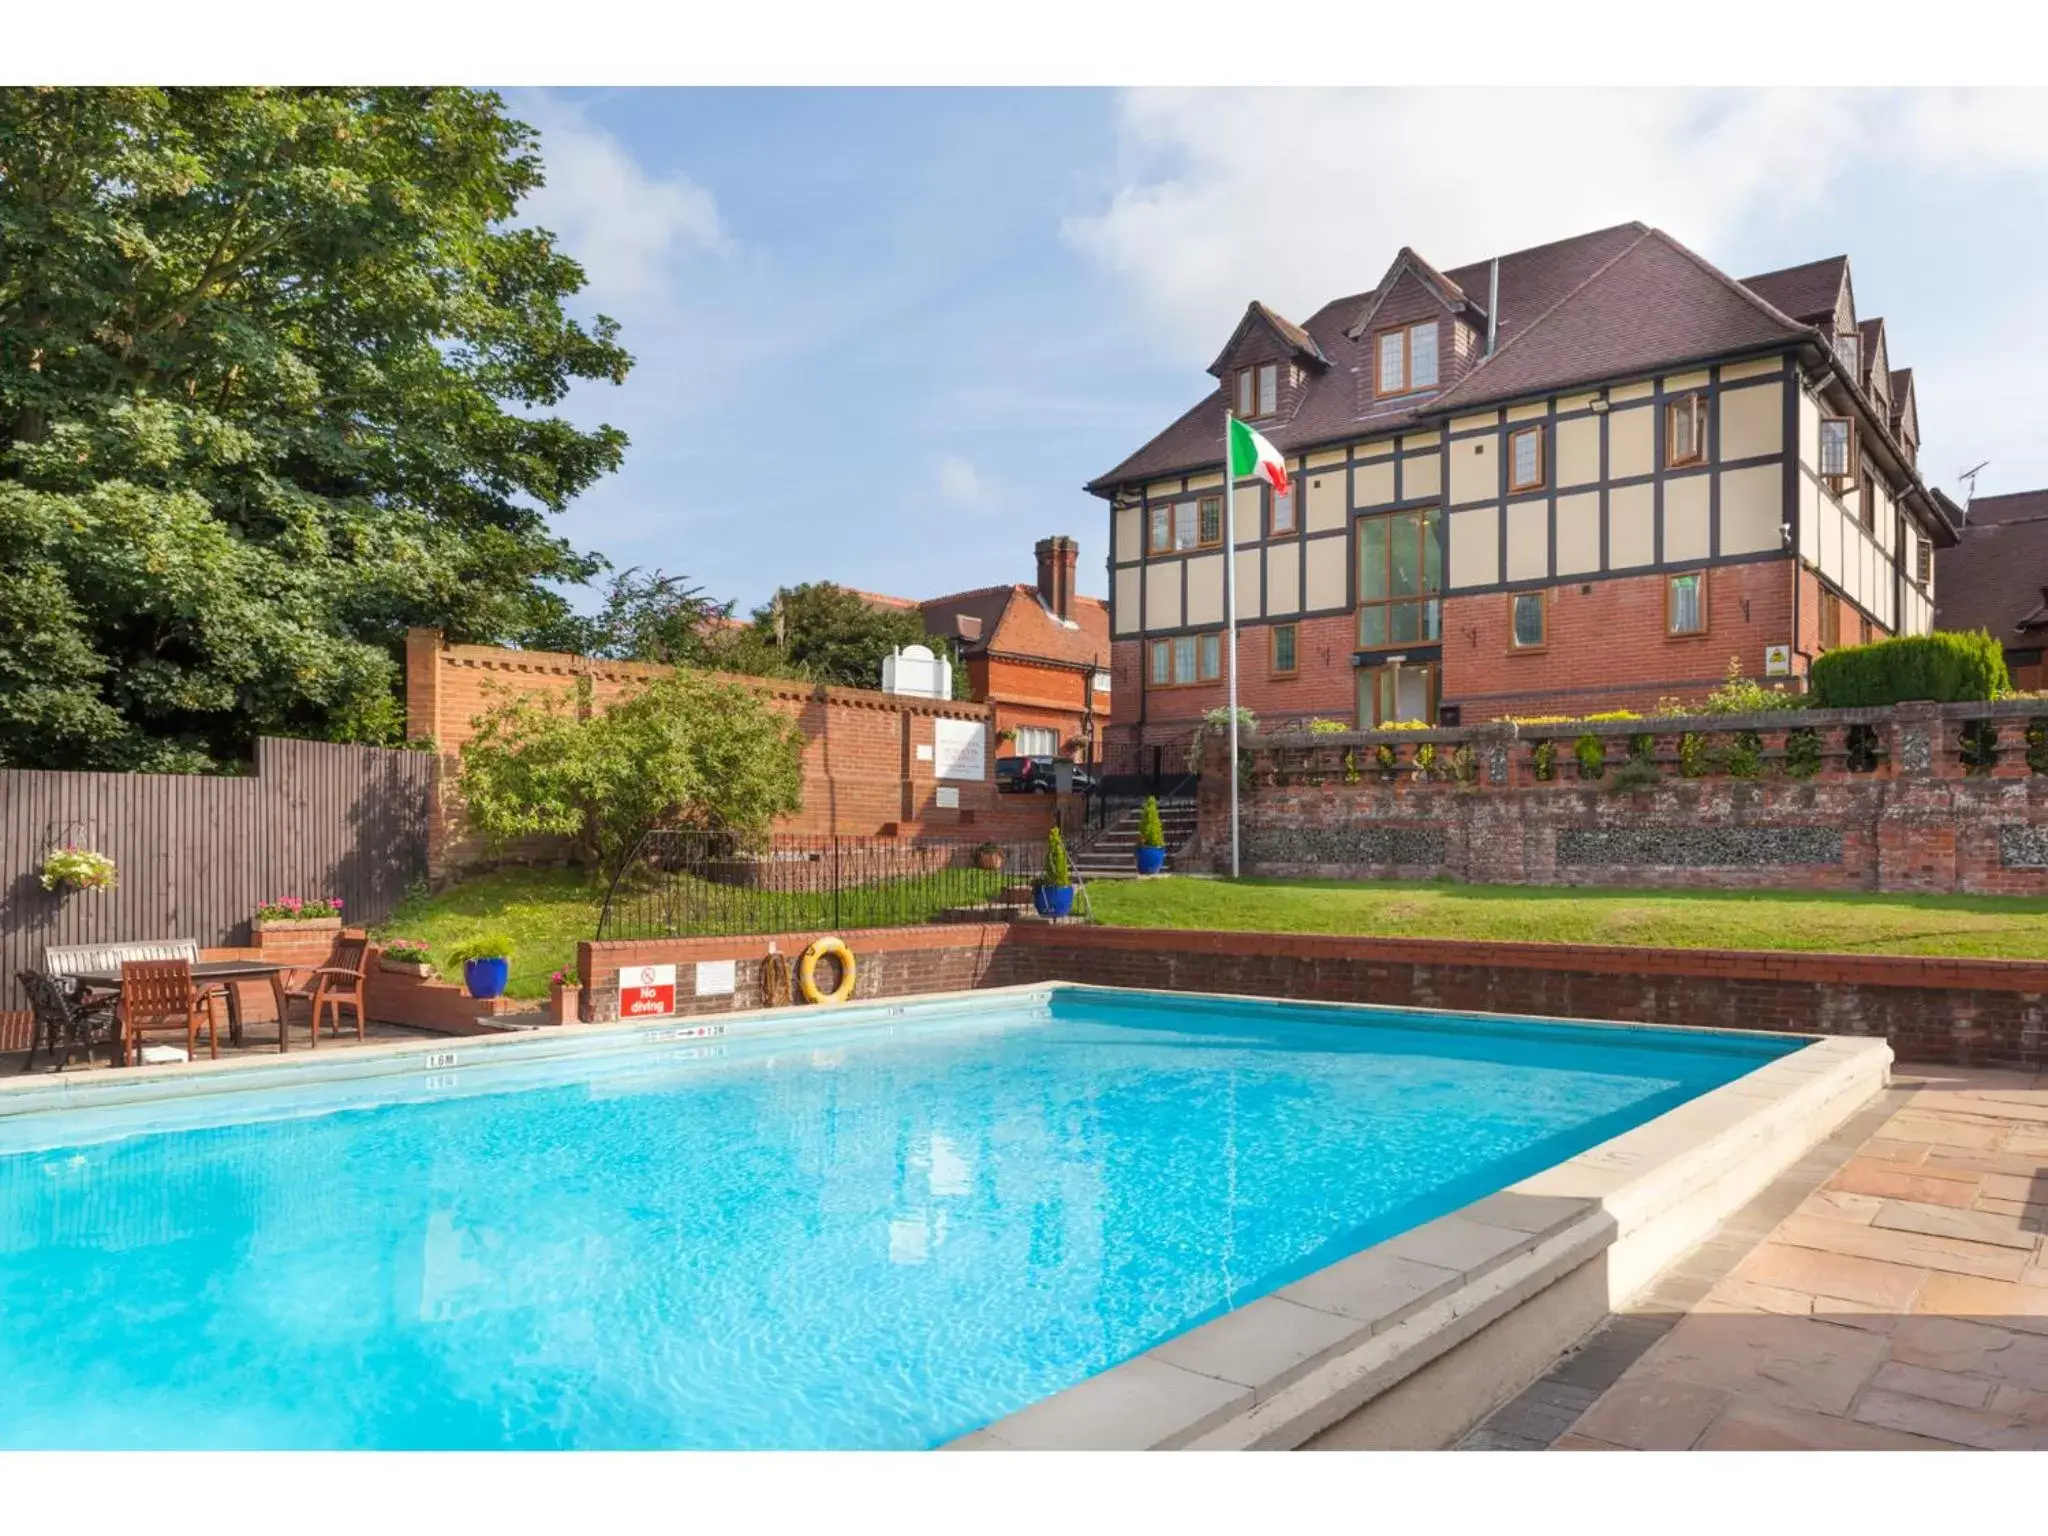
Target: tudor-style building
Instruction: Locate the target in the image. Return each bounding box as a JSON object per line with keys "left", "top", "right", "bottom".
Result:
{"left": 1087, "top": 223, "right": 1957, "bottom": 750}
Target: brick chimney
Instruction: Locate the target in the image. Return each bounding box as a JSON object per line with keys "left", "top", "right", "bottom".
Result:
{"left": 1034, "top": 535, "right": 1079, "bottom": 621}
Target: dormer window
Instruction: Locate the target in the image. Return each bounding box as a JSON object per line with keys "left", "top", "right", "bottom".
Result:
{"left": 1374, "top": 321, "right": 1439, "bottom": 399}
{"left": 1235, "top": 362, "right": 1278, "bottom": 419}
{"left": 1834, "top": 331, "right": 1860, "bottom": 378}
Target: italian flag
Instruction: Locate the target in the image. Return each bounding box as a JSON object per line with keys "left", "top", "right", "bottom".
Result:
{"left": 1229, "top": 416, "right": 1289, "bottom": 496}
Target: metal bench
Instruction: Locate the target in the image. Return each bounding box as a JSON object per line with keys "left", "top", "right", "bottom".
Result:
{"left": 46, "top": 938, "right": 203, "bottom": 990}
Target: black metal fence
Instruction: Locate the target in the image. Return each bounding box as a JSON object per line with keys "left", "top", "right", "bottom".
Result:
{"left": 596, "top": 831, "right": 1056, "bottom": 942}
{"left": 1086, "top": 740, "right": 1199, "bottom": 833}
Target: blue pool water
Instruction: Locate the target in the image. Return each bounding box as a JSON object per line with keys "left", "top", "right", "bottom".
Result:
{"left": 0, "top": 988, "right": 1802, "bottom": 1449}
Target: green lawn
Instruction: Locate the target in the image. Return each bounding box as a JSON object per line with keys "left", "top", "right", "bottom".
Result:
{"left": 1085, "top": 878, "right": 2048, "bottom": 959}
{"left": 378, "top": 868, "right": 2048, "bottom": 999}
{"left": 375, "top": 867, "right": 605, "bottom": 999}
{"left": 373, "top": 861, "right": 1019, "bottom": 999}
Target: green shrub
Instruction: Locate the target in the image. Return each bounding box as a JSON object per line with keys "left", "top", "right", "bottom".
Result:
{"left": 444, "top": 932, "right": 515, "bottom": 965}
{"left": 1809, "top": 631, "right": 2010, "bottom": 708}
{"left": 1574, "top": 733, "right": 1607, "bottom": 779}
{"left": 1043, "top": 826, "right": 1071, "bottom": 887}
{"left": 1605, "top": 758, "right": 1661, "bottom": 795}
{"left": 1784, "top": 727, "right": 1823, "bottom": 779}
{"left": 1531, "top": 739, "right": 1557, "bottom": 781}
{"left": 1136, "top": 797, "right": 1166, "bottom": 850}
{"left": 1696, "top": 657, "right": 1807, "bottom": 716}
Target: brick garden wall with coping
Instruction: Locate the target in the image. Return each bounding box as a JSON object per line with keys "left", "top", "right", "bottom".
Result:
{"left": 404, "top": 628, "right": 1051, "bottom": 878}
{"left": 566, "top": 921, "right": 2048, "bottom": 1070}
{"left": 1197, "top": 698, "right": 2048, "bottom": 895}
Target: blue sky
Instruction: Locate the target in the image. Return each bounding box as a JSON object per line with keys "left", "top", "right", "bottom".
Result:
{"left": 516, "top": 88, "right": 2048, "bottom": 612}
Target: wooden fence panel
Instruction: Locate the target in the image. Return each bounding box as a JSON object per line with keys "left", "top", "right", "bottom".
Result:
{"left": 0, "top": 739, "right": 433, "bottom": 1037}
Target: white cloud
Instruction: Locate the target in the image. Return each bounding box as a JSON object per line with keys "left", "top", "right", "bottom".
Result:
{"left": 1062, "top": 89, "right": 1894, "bottom": 365}
{"left": 935, "top": 454, "right": 997, "bottom": 511}
{"left": 513, "top": 92, "right": 729, "bottom": 309}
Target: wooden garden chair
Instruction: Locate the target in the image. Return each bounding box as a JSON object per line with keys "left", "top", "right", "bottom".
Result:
{"left": 282, "top": 935, "right": 369, "bottom": 1048}
{"left": 118, "top": 959, "right": 221, "bottom": 1066}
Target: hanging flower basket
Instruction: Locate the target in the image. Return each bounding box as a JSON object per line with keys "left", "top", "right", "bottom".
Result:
{"left": 40, "top": 845, "right": 117, "bottom": 894}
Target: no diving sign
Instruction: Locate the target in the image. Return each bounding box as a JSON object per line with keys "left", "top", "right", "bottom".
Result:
{"left": 622, "top": 964, "right": 677, "bottom": 1019}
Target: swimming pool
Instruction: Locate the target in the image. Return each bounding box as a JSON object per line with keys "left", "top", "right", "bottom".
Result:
{"left": 0, "top": 985, "right": 1811, "bottom": 1450}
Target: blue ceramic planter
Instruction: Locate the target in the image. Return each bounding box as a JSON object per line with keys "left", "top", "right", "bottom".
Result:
{"left": 464, "top": 956, "right": 510, "bottom": 1000}
{"left": 1033, "top": 884, "right": 1076, "bottom": 919}
{"left": 1135, "top": 846, "right": 1167, "bottom": 876}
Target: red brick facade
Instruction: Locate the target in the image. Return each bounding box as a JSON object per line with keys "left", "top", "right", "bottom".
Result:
{"left": 1109, "top": 559, "right": 1902, "bottom": 745}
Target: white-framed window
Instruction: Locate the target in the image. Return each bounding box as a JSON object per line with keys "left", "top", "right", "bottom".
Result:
{"left": 1013, "top": 726, "right": 1060, "bottom": 756}
{"left": 1834, "top": 331, "right": 1860, "bottom": 378}
{"left": 1511, "top": 591, "right": 1546, "bottom": 648}
{"left": 1091, "top": 670, "right": 1111, "bottom": 695}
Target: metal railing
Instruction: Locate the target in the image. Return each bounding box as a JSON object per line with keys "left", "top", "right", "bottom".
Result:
{"left": 595, "top": 831, "right": 1054, "bottom": 942}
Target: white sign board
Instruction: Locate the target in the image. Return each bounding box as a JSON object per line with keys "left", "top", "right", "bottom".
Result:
{"left": 621, "top": 963, "right": 677, "bottom": 1019}
{"left": 1764, "top": 643, "right": 1792, "bottom": 678}
{"left": 932, "top": 719, "right": 987, "bottom": 781}
{"left": 695, "top": 960, "right": 736, "bottom": 998}
{"left": 934, "top": 786, "right": 960, "bottom": 809}
{"left": 915, "top": 743, "right": 933, "bottom": 762}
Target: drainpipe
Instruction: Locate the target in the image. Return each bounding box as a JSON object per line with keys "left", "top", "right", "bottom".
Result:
{"left": 1486, "top": 259, "right": 1500, "bottom": 356}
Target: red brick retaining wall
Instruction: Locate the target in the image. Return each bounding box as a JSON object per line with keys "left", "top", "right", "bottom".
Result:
{"left": 405, "top": 629, "right": 1052, "bottom": 876}
{"left": 578, "top": 926, "right": 1023, "bottom": 1022}
{"left": 1007, "top": 925, "right": 2048, "bottom": 1069}
{"left": 570, "top": 921, "right": 2048, "bottom": 1070}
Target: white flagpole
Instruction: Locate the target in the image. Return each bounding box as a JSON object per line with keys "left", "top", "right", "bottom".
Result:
{"left": 1224, "top": 409, "right": 1241, "bottom": 880}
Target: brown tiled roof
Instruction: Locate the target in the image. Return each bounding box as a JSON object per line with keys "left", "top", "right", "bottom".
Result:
{"left": 1089, "top": 223, "right": 1850, "bottom": 490}
{"left": 1739, "top": 255, "right": 1848, "bottom": 325}
{"left": 1935, "top": 511, "right": 2048, "bottom": 644}
{"left": 1089, "top": 223, "right": 1654, "bottom": 490}
{"left": 1426, "top": 229, "right": 1810, "bottom": 412}
{"left": 984, "top": 587, "right": 1111, "bottom": 669}
{"left": 1959, "top": 489, "right": 2048, "bottom": 527}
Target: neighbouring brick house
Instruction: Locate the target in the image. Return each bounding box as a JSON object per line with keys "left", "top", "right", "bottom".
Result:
{"left": 1087, "top": 223, "right": 1958, "bottom": 750}
{"left": 864, "top": 536, "right": 1113, "bottom": 761}
{"left": 1935, "top": 489, "right": 2048, "bottom": 691}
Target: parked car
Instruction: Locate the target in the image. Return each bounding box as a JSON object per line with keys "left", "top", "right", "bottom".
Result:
{"left": 995, "top": 756, "right": 1096, "bottom": 795}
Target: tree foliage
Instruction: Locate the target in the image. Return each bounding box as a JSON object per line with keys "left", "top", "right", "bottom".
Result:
{"left": 456, "top": 670, "right": 806, "bottom": 872}
{"left": 0, "top": 87, "right": 631, "bottom": 769}
{"left": 529, "top": 565, "right": 799, "bottom": 679}
{"left": 746, "top": 582, "right": 929, "bottom": 690}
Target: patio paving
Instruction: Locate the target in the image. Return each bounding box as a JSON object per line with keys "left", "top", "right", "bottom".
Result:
{"left": 1464, "top": 1063, "right": 2048, "bottom": 1451}
{"left": 2, "top": 1016, "right": 440, "bottom": 1075}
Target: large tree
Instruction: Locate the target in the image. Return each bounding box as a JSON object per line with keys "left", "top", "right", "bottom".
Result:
{"left": 747, "top": 582, "right": 929, "bottom": 691}
{"left": 0, "top": 87, "right": 631, "bottom": 769}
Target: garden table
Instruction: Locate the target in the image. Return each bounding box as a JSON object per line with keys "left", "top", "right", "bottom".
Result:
{"left": 70, "top": 960, "right": 294, "bottom": 1053}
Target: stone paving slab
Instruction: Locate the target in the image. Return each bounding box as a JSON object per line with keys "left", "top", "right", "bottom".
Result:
{"left": 1463, "top": 1066, "right": 2048, "bottom": 1452}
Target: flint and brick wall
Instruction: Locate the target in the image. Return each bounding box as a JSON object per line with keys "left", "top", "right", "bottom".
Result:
{"left": 405, "top": 628, "right": 1050, "bottom": 876}
{"left": 1201, "top": 699, "right": 2048, "bottom": 896}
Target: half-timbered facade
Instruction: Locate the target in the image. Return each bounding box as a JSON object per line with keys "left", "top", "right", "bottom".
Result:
{"left": 1089, "top": 224, "right": 1957, "bottom": 748}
